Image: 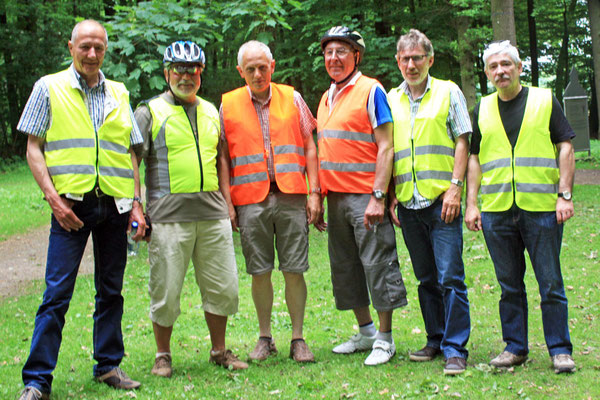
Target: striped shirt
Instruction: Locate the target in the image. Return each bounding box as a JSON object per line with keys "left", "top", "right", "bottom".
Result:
{"left": 219, "top": 85, "right": 316, "bottom": 182}
{"left": 17, "top": 64, "right": 142, "bottom": 145}
{"left": 396, "top": 75, "right": 472, "bottom": 210}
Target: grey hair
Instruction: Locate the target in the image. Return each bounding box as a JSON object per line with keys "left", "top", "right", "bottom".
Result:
{"left": 237, "top": 40, "right": 273, "bottom": 67}
{"left": 482, "top": 40, "right": 521, "bottom": 69}
{"left": 396, "top": 29, "right": 433, "bottom": 57}
{"left": 71, "top": 19, "right": 108, "bottom": 46}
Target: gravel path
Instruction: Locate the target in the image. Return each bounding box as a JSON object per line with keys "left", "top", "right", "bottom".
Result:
{"left": 0, "top": 169, "right": 597, "bottom": 299}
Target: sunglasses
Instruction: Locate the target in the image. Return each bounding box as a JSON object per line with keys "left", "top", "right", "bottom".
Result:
{"left": 170, "top": 65, "right": 202, "bottom": 76}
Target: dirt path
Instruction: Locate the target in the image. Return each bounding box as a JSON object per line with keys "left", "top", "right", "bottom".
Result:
{"left": 0, "top": 169, "right": 598, "bottom": 299}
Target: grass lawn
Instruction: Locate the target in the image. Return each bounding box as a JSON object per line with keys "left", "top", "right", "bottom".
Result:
{"left": 1, "top": 182, "right": 599, "bottom": 399}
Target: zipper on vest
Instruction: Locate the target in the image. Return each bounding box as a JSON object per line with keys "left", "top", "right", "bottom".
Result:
{"left": 183, "top": 108, "right": 204, "bottom": 191}
{"left": 511, "top": 147, "right": 516, "bottom": 204}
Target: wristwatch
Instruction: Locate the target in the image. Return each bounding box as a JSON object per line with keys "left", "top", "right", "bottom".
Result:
{"left": 450, "top": 178, "right": 464, "bottom": 187}
{"left": 310, "top": 187, "right": 321, "bottom": 194}
{"left": 133, "top": 196, "right": 143, "bottom": 204}
{"left": 558, "top": 191, "right": 572, "bottom": 201}
{"left": 372, "top": 189, "right": 386, "bottom": 200}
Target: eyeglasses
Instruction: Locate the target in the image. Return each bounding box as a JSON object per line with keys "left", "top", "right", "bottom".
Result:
{"left": 324, "top": 48, "right": 354, "bottom": 58}
{"left": 170, "top": 65, "right": 202, "bottom": 76}
{"left": 396, "top": 54, "right": 428, "bottom": 65}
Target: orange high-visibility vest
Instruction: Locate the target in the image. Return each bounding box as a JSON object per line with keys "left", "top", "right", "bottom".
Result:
{"left": 222, "top": 83, "right": 308, "bottom": 206}
{"left": 317, "top": 75, "right": 379, "bottom": 195}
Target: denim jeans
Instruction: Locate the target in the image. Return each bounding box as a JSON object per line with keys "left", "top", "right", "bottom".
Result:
{"left": 22, "top": 193, "right": 129, "bottom": 393}
{"left": 397, "top": 200, "right": 471, "bottom": 359}
{"left": 481, "top": 206, "right": 572, "bottom": 357}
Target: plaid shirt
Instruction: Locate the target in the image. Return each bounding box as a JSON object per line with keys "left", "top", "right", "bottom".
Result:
{"left": 396, "top": 75, "right": 472, "bottom": 210}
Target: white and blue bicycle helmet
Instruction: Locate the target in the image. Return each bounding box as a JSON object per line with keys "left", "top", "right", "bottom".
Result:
{"left": 163, "top": 41, "right": 205, "bottom": 66}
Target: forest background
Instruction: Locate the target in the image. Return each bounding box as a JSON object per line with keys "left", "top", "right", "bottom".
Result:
{"left": 0, "top": 0, "right": 598, "bottom": 161}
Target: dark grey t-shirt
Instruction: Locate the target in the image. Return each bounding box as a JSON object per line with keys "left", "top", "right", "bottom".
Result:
{"left": 134, "top": 92, "right": 228, "bottom": 223}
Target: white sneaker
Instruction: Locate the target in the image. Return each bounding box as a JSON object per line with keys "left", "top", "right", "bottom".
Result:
{"left": 364, "top": 339, "right": 396, "bottom": 366}
{"left": 332, "top": 333, "right": 376, "bottom": 354}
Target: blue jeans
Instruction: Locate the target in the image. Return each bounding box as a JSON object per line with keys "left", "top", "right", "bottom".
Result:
{"left": 22, "top": 193, "right": 129, "bottom": 394}
{"left": 397, "top": 200, "right": 471, "bottom": 359}
{"left": 481, "top": 206, "right": 572, "bottom": 357}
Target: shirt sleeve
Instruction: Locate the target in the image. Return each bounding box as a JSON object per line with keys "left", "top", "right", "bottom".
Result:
{"left": 367, "top": 84, "right": 393, "bottom": 129}
{"left": 549, "top": 95, "right": 576, "bottom": 144}
{"left": 293, "top": 91, "right": 316, "bottom": 138}
{"left": 133, "top": 104, "right": 153, "bottom": 159}
{"left": 17, "top": 78, "right": 51, "bottom": 138}
{"left": 470, "top": 103, "right": 482, "bottom": 155}
{"left": 129, "top": 105, "right": 144, "bottom": 146}
{"left": 219, "top": 104, "right": 227, "bottom": 143}
{"left": 447, "top": 84, "right": 473, "bottom": 139}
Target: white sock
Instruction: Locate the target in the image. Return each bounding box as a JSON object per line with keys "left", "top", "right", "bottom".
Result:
{"left": 359, "top": 322, "right": 377, "bottom": 337}
{"left": 376, "top": 330, "right": 393, "bottom": 343}
{"left": 156, "top": 352, "right": 171, "bottom": 358}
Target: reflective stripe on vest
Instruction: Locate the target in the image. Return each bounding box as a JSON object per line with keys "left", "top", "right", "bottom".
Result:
{"left": 389, "top": 77, "right": 455, "bottom": 202}
{"left": 145, "top": 96, "right": 220, "bottom": 202}
{"left": 317, "top": 75, "right": 379, "bottom": 194}
{"left": 478, "top": 87, "right": 558, "bottom": 212}
{"left": 222, "top": 83, "right": 307, "bottom": 206}
{"left": 44, "top": 69, "right": 133, "bottom": 197}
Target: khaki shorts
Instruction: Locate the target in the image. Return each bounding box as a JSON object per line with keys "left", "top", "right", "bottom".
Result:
{"left": 148, "top": 219, "right": 239, "bottom": 327}
{"left": 236, "top": 192, "right": 309, "bottom": 275}
{"left": 327, "top": 192, "right": 407, "bottom": 312}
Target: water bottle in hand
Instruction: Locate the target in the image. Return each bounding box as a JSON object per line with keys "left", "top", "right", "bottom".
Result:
{"left": 127, "top": 221, "right": 139, "bottom": 256}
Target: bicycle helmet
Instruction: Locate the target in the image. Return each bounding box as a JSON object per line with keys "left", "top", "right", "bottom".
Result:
{"left": 320, "top": 26, "right": 365, "bottom": 62}
{"left": 163, "top": 41, "right": 205, "bottom": 66}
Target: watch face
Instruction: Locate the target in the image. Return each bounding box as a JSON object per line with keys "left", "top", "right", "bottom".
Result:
{"left": 372, "top": 190, "right": 385, "bottom": 199}
{"left": 563, "top": 191, "right": 572, "bottom": 200}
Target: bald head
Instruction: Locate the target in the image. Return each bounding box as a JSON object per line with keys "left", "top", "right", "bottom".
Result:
{"left": 71, "top": 20, "right": 108, "bottom": 47}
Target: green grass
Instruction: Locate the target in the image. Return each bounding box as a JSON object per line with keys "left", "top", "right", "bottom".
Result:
{"left": 1, "top": 185, "right": 599, "bottom": 399}
{"left": 575, "top": 139, "right": 600, "bottom": 169}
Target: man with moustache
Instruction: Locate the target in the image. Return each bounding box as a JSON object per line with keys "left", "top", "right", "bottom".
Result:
{"left": 219, "top": 40, "right": 321, "bottom": 363}
{"left": 388, "top": 29, "right": 472, "bottom": 375}
{"left": 134, "top": 41, "right": 247, "bottom": 377}
{"left": 465, "top": 40, "right": 576, "bottom": 373}
{"left": 317, "top": 26, "right": 408, "bottom": 366}
{"left": 16, "top": 19, "right": 145, "bottom": 399}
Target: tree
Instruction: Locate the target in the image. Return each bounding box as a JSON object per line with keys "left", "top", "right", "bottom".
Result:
{"left": 527, "top": 0, "right": 539, "bottom": 87}
{"left": 588, "top": 0, "right": 600, "bottom": 138}
{"left": 490, "top": 0, "right": 516, "bottom": 44}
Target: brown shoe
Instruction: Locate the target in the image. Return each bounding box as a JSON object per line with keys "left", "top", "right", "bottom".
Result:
{"left": 95, "top": 367, "right": 141, "bottom": 390}
{"left": 17, "top": 387, "right": 49, "bottom": 400}
{"left": 443, "top": 357, "right": 467, "bottom": 375}
{"left": 290, "top": 339, "right": 315, "bottom": 363}
{"left": 209, "top": 349, "right": 249, "bottom": 370}
{"left": 249, "top": 337, "right": 278, "bottom": 361}
{"left": 409, "top": 345, "right": 442, "bottom": 362}
{"left": 151, "top": 353, "right": 172, "bottom": 378}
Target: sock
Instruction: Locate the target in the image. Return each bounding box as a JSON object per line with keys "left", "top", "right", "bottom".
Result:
{"left": 359, "top": 321, "right": 376, "bottom": 337}
{"left": 156, "top": 351, "right": 171, "bottom": 358}
{"left": 376, "top": 330, "right": 393, "bottom": 343}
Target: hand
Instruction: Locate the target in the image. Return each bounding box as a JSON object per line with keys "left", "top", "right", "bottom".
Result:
{"left": 388, "top": 196, "right": 401, "bottom": 227}
{"left": 556, "top": 197, "right": 574, "bottom": 224}
{"left": 363, "top": 196, "right": 384, "bottom": 230}
{"left": 464, "top": 205, "right": 482, "bottom": 231}
{"left": 128, "top": 201, "right": 146, "bottom": 241}
{"left": 228, "top": 204, "right": 239, "bottom": 232}
{"left": 440, "top": 185, "right": 462, "bottom": 224}
{"left": 314, "top": 212, "right": 328, "bottom": 232}
{"left": 306, "top": 193, "right": 322, "bottom": 225}
{"left": 48, "top": 195, "right": 84, "bottom": 232}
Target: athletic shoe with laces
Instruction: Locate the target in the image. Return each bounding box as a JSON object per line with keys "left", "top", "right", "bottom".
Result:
{"left": 17, "top": 387, "right": 49, "bottom": 400}
{"left": 364, "top": 339, "right": 396, "bottom": 366}
{"left": 552, "top": 354, "right": 576, "bottom": 374}
{"left": 332, "top": 333, "right": 376, "bottom": 354}
{"left": 151, "top": 353, "right": 173, "bottom": 378}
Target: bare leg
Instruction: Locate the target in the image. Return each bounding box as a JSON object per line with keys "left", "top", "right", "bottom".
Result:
{"left": 205, "top": 312, "right": 227, "bottom": 351}
{"left": 353, "top": 306, "right": 374, "bottom": 326}
{"left": 282, "top": 271, "right": 307, "bottom": 340}
{"left": 153, "top": 322, "right": 173, "bottom": 353}
{"left": 377, "top": 310, "right": 393, "bottom": 332}
{"left": 251, "top": 271, "right": 273, "bottom": 338}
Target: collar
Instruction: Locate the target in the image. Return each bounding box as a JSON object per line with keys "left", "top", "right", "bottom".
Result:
{"left": 246, "top": 84, "right": 272, "bottom": 105}
{"left": 69, "top": 63, "right": 105, "bottom": 91}
{"left": 399, "top": 74, "right": 432, "bottom": 101}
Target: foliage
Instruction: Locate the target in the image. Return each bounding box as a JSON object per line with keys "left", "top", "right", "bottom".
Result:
{"left": 1, "top": 184, "right": 599, "bottom": 399}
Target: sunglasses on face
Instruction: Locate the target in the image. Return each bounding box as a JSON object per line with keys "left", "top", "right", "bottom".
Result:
{"left": 170, "top": 65, "right": 202, "bottom": 76}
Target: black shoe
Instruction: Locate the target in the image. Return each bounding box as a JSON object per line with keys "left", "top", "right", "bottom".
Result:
{"left": 443, "top": 357, "right": 467, "bottom": 375}
{"left": 409, "top": 345, "right": 442, "bottom": 362}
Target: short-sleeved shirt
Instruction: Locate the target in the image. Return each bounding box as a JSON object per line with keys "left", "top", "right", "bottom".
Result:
{"left": 395, "top": 75, "right": 472, "bottom": 210}
{"left": 134, "top": 92, "right": 228, "bottom": 222}
{"left": 219, "top": 84, "right": 316, "bottom": 182}
{"left": 470, "top": 86, "right": 575, "bottom": 154}
{"left": 325, "top": 72, "right": 393, "bottom": 130}
{"left": 17, "top": 64, "right": 142, "bottom": 212}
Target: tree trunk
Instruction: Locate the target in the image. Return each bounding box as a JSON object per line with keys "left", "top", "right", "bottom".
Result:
{"left": 477, "top": 55, "right": 488, "bottom": 96}
{"left": 555, "top": 0, "right": 577, "bottom": 104}
{"left": 491, "top": 0, "right": 516, "bottom": 45}
{"left": 588, "top": 0, "right": 600, "bottom": 139}
{"left": 527, "top": 0, "right": 539, "bottom": 87}
{"left": 456, "top": 16, "right": 476, "bottom": 116}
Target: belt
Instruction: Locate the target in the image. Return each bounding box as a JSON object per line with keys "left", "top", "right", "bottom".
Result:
{"left": 269, "top": 182, "right": 280, "bottom": 193}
